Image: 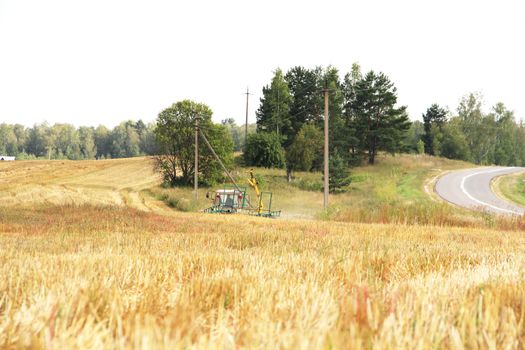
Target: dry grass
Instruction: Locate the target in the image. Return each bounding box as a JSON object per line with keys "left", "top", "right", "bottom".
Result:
{"left": 0, "top": 157, "right": 164, "bottom": 212}
{"left": 2, "top": 157, "right": 525, "bottom": 348}
{"left": 2, "top": 206, "right": 525, "bottom": 349}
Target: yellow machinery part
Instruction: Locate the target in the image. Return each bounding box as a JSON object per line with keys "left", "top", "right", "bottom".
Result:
{"left": 247, "top": 170, "right": 263, "bottom": 214}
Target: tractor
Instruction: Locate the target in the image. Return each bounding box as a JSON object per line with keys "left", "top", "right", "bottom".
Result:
{"left": 204, "top": 170, "right": 281, "bottom": 218}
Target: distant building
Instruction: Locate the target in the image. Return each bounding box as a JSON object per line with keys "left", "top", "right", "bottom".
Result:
{"left": 0, "top": 156, "right": 15, "bottom": 161}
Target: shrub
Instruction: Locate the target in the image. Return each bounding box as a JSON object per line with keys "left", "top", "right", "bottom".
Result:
{"left": 244, "top": 132, "right": 285, "bottom": 168}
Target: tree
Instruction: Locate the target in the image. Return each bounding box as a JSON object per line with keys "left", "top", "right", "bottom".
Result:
{"left": 422, "top": 104, "right": 447, "bottom": 155}
{"left": 26, "top": 123, "right": 50, "bottom": 158}
{"left": 221, "top": 118, "right": 244, "bottom": 152}
{"left": 256, "top": 68, "right": 292, "bottom": 138}
{"left": 404, "top": 120, "right": 425, "bottom": 153}
{"left": 78, "top": 126, "right": 97, "bottom": 159}
{"left": 12, "top": 124, "right": 27, "bottom": 154}
{"left": 325, "top": 150, "right": 351, "bottom": 193}
{"left": 490, "top": 103, "right": 515, "bottom": 166}
{"left": 341, "top": 63, "right": 364, "bottom": 165}
{"left": 110, "top": 121, "right": 140, "bottom": 158}
{"left": 0, "top": 124, "right": 18, "bottom": 156}
{"left": 285, "top": 66, "right": 323, "bottom": 136}
{"left": 244, "top": 132, "right": 285, "bottom": 168}
{"left": 417, "top": 140, "right": 425, "bottom": 155}
{"left": 52, "top": 124, "right": 81, "bottom": 159}
{"left": 154, "top": 100, "right": 233, "bottom": 186}
{"left": 139, "top": 122, "right": 159, "bottom": 155}
{"left": 440, "top": 118, "right": 471, "bottom": 160}
{"left": 285, "top": 124, "right": 323, "bottom": 181}
{"left": 94, "top": 125, "right": 111, "bottom": 158}
{"left": 198, "top": 123, "right": 234, "bottom": 186}
{"left": 350, "top": 71, "right": 410, "bottom": 164}
{"left": 457, "top": 93, "right": 496, "bottom": 164}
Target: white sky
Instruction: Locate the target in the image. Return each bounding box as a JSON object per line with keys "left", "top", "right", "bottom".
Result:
{"left": 0, "top": 0, "right": 524, "bottom": 128}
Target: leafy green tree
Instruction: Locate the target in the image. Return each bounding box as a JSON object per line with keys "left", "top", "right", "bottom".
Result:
{"left": 515, "top": 122, "right": 525, "bottom": 166}
{"left": 110, "top": 121, "right": 140, "bottom": 158}
{"left": 220, "top": 118, "right": 254, "bottom": 152}
{"left": 417, "top": 139, "right": 425, "bottom": 155}
{"left": 155, "top": 100, "right": 233, "bottom": 186}
{"left": 244, "top": 132, "right": 285, "bottom": 168}
{"left": 350, "top": 71, "right": 410, "bottom": 164}
{"left": 256, "top": 68, "right": 292, "bottom": 138}
{"left": 51, "top": 124, "right": 81, "bottom": 159}
{"left": 422, "top": 104, "right": 447, "bottom": 155}
{"left": 78, "top": 126, "right": 97, "bottom": 159}
{"left": 404, "top": 120, "right": 425, "bottom": 153}
{"left": 0, "top": 124, "right": 18, "bottom": 155}
{"left": 94, "top": 125, "right": 111, "bottom": 158}
{"left": 26, "top": 123, "right": 50, "bottom": 158}
{"left": 198, "top": 123, "right": 234, "bottom": 186}
{"left": 457, "top": 93, "right": 497, "bottom": 164}
{"left": 139, "top": 122, "right": 159, "bottom": 155}
{"left": 285, "top": 124, "right": 323, "bottom": 181}
{"left": 490, "top": 103, "right": 516, "bottom": 166}
{"left": 440, "top": 118, "right": 471, "bottom": 160}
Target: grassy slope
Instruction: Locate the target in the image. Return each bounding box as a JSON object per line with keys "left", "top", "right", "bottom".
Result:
{"left": 494, "top": 172, "right": 525, "bottom": 207}
{"left": 2, "top": 206, "right": 525, "bottom": 349}
{"left": 1, "top": 154, "right": 518, "bottom": 228}
{"left": 155, "top": 154, "right": 502, "bottom": 227}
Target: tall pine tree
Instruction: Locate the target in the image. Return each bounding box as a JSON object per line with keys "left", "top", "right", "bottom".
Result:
{"left": 350, "top": 71, "right": 410, "bottom": 164}
{"left": 422, "top": 104, "right": 447, "bottom": 155}
{"left": 256, "top": 68, "right": 292, "bottom": 139}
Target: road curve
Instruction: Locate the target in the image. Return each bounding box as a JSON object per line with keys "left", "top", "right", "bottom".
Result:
{"left": 435, "top": 167, "right": 525, "bottom": 215}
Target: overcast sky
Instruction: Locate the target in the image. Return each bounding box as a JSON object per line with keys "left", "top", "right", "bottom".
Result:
{"left": 0, "top": 0, "right": 524, "bottom": 128}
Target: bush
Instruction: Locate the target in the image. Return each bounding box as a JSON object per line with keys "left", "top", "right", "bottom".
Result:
{"left": 244, "top": 132, "right": 285, "bottom": 168}
{"left": 326, "top": 151, "right": 352, "bottom": 193}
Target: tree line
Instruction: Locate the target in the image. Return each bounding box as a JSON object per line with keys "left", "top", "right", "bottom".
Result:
{"left": 407, "top": 93, "right": 525, "bottom": 166}
{"left": 3, "top": 64, "right": 524, "bottom": 192}
{"left": 0, "top": 118, "right": 252, "bottom": 161}
{"left": 0, "top": 120, "right": 159, "bottom": 160}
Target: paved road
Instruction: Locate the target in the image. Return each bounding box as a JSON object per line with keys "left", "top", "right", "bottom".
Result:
{"left": 435, "top": 167, "right": 525, "bottom": 215}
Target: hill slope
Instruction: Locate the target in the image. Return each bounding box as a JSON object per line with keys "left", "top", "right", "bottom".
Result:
{"left": 0, "top": 157, "right": 166, "bottom": 212}
{"left": 0, "top": 154, "right": 511, "bottom": 226}
{"left": 2, "top": 156, "right": 525, "bottom": 348}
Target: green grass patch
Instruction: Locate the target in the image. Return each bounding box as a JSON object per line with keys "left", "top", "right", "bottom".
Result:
{"left": 495, "top": 173, "right": 525, "bottom": 207}
{"left": 148, "top": 154, "right": 473, "bottom": 222}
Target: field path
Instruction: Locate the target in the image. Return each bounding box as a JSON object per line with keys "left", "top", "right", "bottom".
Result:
{"left": 0, "top": 157, "right": 166, "bottom": 212}
{"left": 435, "top": 166, "right": 525, "bottom": 215}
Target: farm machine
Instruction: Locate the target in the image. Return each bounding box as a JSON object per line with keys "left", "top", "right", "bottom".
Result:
{"left": 204, "top": 170, "right": 281, "bottom": 218}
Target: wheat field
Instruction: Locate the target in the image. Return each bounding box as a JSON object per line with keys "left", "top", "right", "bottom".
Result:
{"left": 0, "top": 158, "right": 170, "bottom": 213}
{"left": 1, "top": 158, "right": 525, "bottom": 349}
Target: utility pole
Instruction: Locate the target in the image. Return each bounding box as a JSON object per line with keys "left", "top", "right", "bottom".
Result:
{"left": 323, "top": 88, "right": 329, "bottom": 209}
{"left": 194, "top": 114, "right": 199, "bottom": 200}
{"left": 244, "top": 87, "right": 250, "bottom": 150}
{"left": 276, "top": 90, "right": 280, "bottom": 136}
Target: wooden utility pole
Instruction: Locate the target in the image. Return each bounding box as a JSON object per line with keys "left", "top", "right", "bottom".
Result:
{"left": 194, "top": 114, "right": 199, "bottom": 199}
{"left": 323, "top": 88, "right": 329, "bottom": 209}
{"left": 244, "top": 87, "right": 250, "bottom": 150}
